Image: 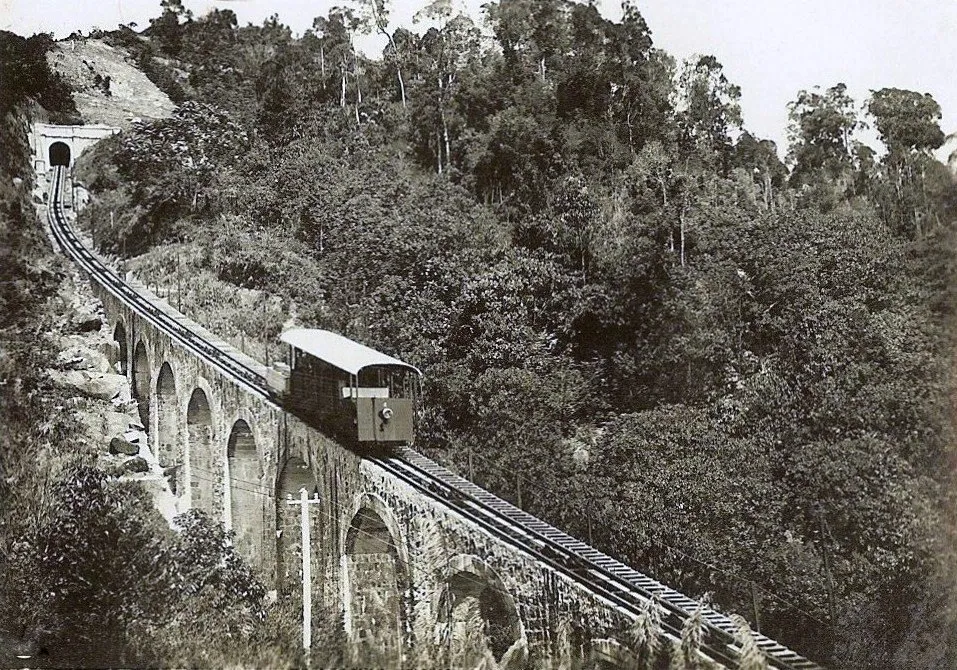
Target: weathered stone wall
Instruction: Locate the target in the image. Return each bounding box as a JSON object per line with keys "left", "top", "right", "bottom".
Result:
{"left": 92, "top": 280, "right": 283, "bottom": 579}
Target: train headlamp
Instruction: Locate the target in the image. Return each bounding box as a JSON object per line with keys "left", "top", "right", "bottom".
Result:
{"left": 380, "top": 406, "right": 394, "bottom": 422}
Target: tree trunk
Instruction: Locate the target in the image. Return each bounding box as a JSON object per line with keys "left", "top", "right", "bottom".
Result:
{"left": 397, "top": 66, "right": 407, "bottom": 109}
{"left": 442, "top": 114, "right": 451, "bottom": 174}
{"left": 626, "top": 105, "right": 635, "bottom": 152}
{"left": 383, "top": 31, "right": 407, "bottom": 109}
{"left": 353, "top": 44, "right": 362, "bottom": 125}
{"left": 679, "top": 209, "right": 686, "bottom": 266}
{"left": 436, "top": 130, "right": 443, "bottom": 174}
{"left": 320, "top": 45, "right": 326, "bottom": 89}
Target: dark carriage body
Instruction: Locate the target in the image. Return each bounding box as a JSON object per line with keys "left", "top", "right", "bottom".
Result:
{"left": 269, "top": 328, "right": 421, "bottom": 446}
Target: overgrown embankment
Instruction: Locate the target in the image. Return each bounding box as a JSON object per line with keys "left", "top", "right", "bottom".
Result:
{"left": 0, "top": 34, "right": 314, "bottom": 666}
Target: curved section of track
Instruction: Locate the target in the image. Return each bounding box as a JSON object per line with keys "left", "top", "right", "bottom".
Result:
{"left": 46, "top": 166, "right": 823, "bottom": 670}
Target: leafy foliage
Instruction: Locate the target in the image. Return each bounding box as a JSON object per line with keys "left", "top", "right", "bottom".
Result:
{"left": 0, "top": 30, "right": 78, "bottom": 120}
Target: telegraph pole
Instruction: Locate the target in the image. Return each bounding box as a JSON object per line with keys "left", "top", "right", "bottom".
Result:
{"left": 287, "top": 488, "right": 321, "bottom": 662}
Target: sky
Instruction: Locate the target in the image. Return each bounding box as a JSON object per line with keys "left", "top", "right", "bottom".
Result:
{"left": 3, "top": 0, "right": 956, "bottom": 161}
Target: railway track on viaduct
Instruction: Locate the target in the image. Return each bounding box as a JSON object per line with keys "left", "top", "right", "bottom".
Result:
{"left": 46, "top": 166, "right": 823, "bottom": 670}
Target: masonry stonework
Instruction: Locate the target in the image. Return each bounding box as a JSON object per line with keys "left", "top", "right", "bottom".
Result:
{"left": 31, "top": 123, "right": 120, "bottom": 175}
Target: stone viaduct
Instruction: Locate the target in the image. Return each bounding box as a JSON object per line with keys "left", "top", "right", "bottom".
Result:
{"left": 93, "top": 280, "right": 651, "bottom": 669}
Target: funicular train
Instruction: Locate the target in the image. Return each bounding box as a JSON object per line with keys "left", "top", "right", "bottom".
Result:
{"left": 266, "top": 328, "right": 421, "bottom": 447}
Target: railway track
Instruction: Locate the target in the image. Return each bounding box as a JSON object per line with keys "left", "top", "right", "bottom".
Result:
{"left": 46, "top": 166, "right": 823, "bottom": 670}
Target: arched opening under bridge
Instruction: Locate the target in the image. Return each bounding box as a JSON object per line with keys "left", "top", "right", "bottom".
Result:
{"left": 132, "top": 341, "right": 150, "bottom": 428}
{"left": 186, "top": 388, "right": 216, "bottom": 517}
{"left": 49, "top": 141, "right": 70, "bottom": 167}
{"left": 155, "top": 363, "right": 178, "bottom": 470}
{"left": 227, "top": 419, "right": 263, "bottom": 567}
{"left": 276, "top": 457, "right": 319, "bottom": 593}
{"left": 438, "top": 556, "right": 525, "bottom": 669}
{"left": 344, "top": 503, "right": 404, "bottom": 668}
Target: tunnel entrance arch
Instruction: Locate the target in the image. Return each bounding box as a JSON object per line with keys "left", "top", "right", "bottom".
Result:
{"left": 186, "top": 388, "right": 216, "bottom": 516}
{"left": 156, "top": 363, "right": 178, "bottom": 470}
{"left": 227, "top": 419, "right": 263, "bottom": 567}
{"left": 49, "top": 141, "right": 71, "bottom": 167}
{"left": 438, "top": 555, "right": 526, "bottom": 669}
{"left": 112, "top": 322, "right": 128, "bottom": 375}
{"left": 132, "top": 341, "right": 150, "bottom": 428}
{"left": 344, "top": 500, "right": 405, "bottom": 668}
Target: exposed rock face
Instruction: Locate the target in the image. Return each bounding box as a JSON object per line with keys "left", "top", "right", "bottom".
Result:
{"left": 48, "top": 369, "right": 127, "bottom": 401}
{"left": 77, "top": 409, "right": 131, "bottom": 443}
{"left": 47, "top": 39, "right": 175, "bottom": 129}
{"left": 109, "top": 436, "right": 139, "bottom": 456}
{"left": 73, "top": 314, "right": 103, "bottom": 333}
{"left": 116, "top": 456, "right": 149, "bottom": 475}
{"left": 57, "top": 344, "right": 111, "bottom": 373}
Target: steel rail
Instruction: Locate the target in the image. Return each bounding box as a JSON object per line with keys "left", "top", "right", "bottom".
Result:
{"left": 46, "top": 166, "right": 823, "bottom": 670}
{"left": 380, "top": 448, "right": 823, "bottom": 670}
{"left": 46, "top": 167, "right": 271, "bottom": 400}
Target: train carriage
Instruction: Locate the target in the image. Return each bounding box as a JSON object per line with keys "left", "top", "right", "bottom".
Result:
{"left": 268, "top": 328, "right": 421, "bottom": 446}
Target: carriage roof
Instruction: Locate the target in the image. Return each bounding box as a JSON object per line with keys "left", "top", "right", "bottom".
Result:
{"left": 280, "top": 328, "right": 422, "bottom": 377}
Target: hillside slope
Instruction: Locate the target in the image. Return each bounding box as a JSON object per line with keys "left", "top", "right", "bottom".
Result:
{"left": 47, "top": 38, "right": 174, "bottom": 127}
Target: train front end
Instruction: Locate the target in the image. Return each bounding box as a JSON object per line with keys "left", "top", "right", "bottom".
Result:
{"left": 273, "top": 328, "right": 422, "bottom": 448}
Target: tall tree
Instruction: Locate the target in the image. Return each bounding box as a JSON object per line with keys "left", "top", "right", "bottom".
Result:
{"left": 412, "top": 0, "right": 481, "bottom": 174}
{"left": 867, "top": 88, "right": 950, "bottom": 235}
{"left": 786, "top": 83, "right": 858, "bottom": 185}
{"left": 354, "top": 0, "right": 407, "bottom": 108}
{"left": 149, "top": 0, "right": 193, "bottom": 59}
{"left": 313, "top": 7, "right": 364, "bottom": 124}
{"left": 675, "top": 55, "right": 742, "bottom": 166}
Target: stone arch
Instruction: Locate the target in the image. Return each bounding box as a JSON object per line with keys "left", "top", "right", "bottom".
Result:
{"left": 227, "top": 418, "right": 264, "bottom": 566}
{"left": 112, "top": 321, "right": 128, "bottom": 375}
{"left": 342, "top": 493, "right": 409, "bottom": 570}
{"left": 186, "top": 387, "right": 217, "bottom": 517}
{"left": 587, "top": 638, "right": 639, "bottom": 669}
{"left": 132, "top": 340, "right": 150, "bottom": 428}
{"left": 276, "top": 456, "right": 320, "bottom": 592}
{"left": 49, "top": 141, "right": 71, "bottom": 167}
{"left": 437, "top": 554, "right": 527, "bottom": 670}
{"left": 343, "top": 495, "right": 407, "bottom": 669}
{"left": 155, "top": 362, "right": 178, "bottom": 470}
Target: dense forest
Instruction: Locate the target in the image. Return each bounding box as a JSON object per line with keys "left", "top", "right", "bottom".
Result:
{"left": 6, "top": 0, "right": 957, "bottom": 666}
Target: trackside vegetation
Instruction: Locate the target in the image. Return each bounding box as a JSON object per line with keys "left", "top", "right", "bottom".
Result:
{"left": 0, "top": 40, "right": 322, "bottom": 669}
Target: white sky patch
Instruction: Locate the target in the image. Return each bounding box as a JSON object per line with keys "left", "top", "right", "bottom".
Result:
{"left": 4, "top": 0, "right": 956, "bottom": 160}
